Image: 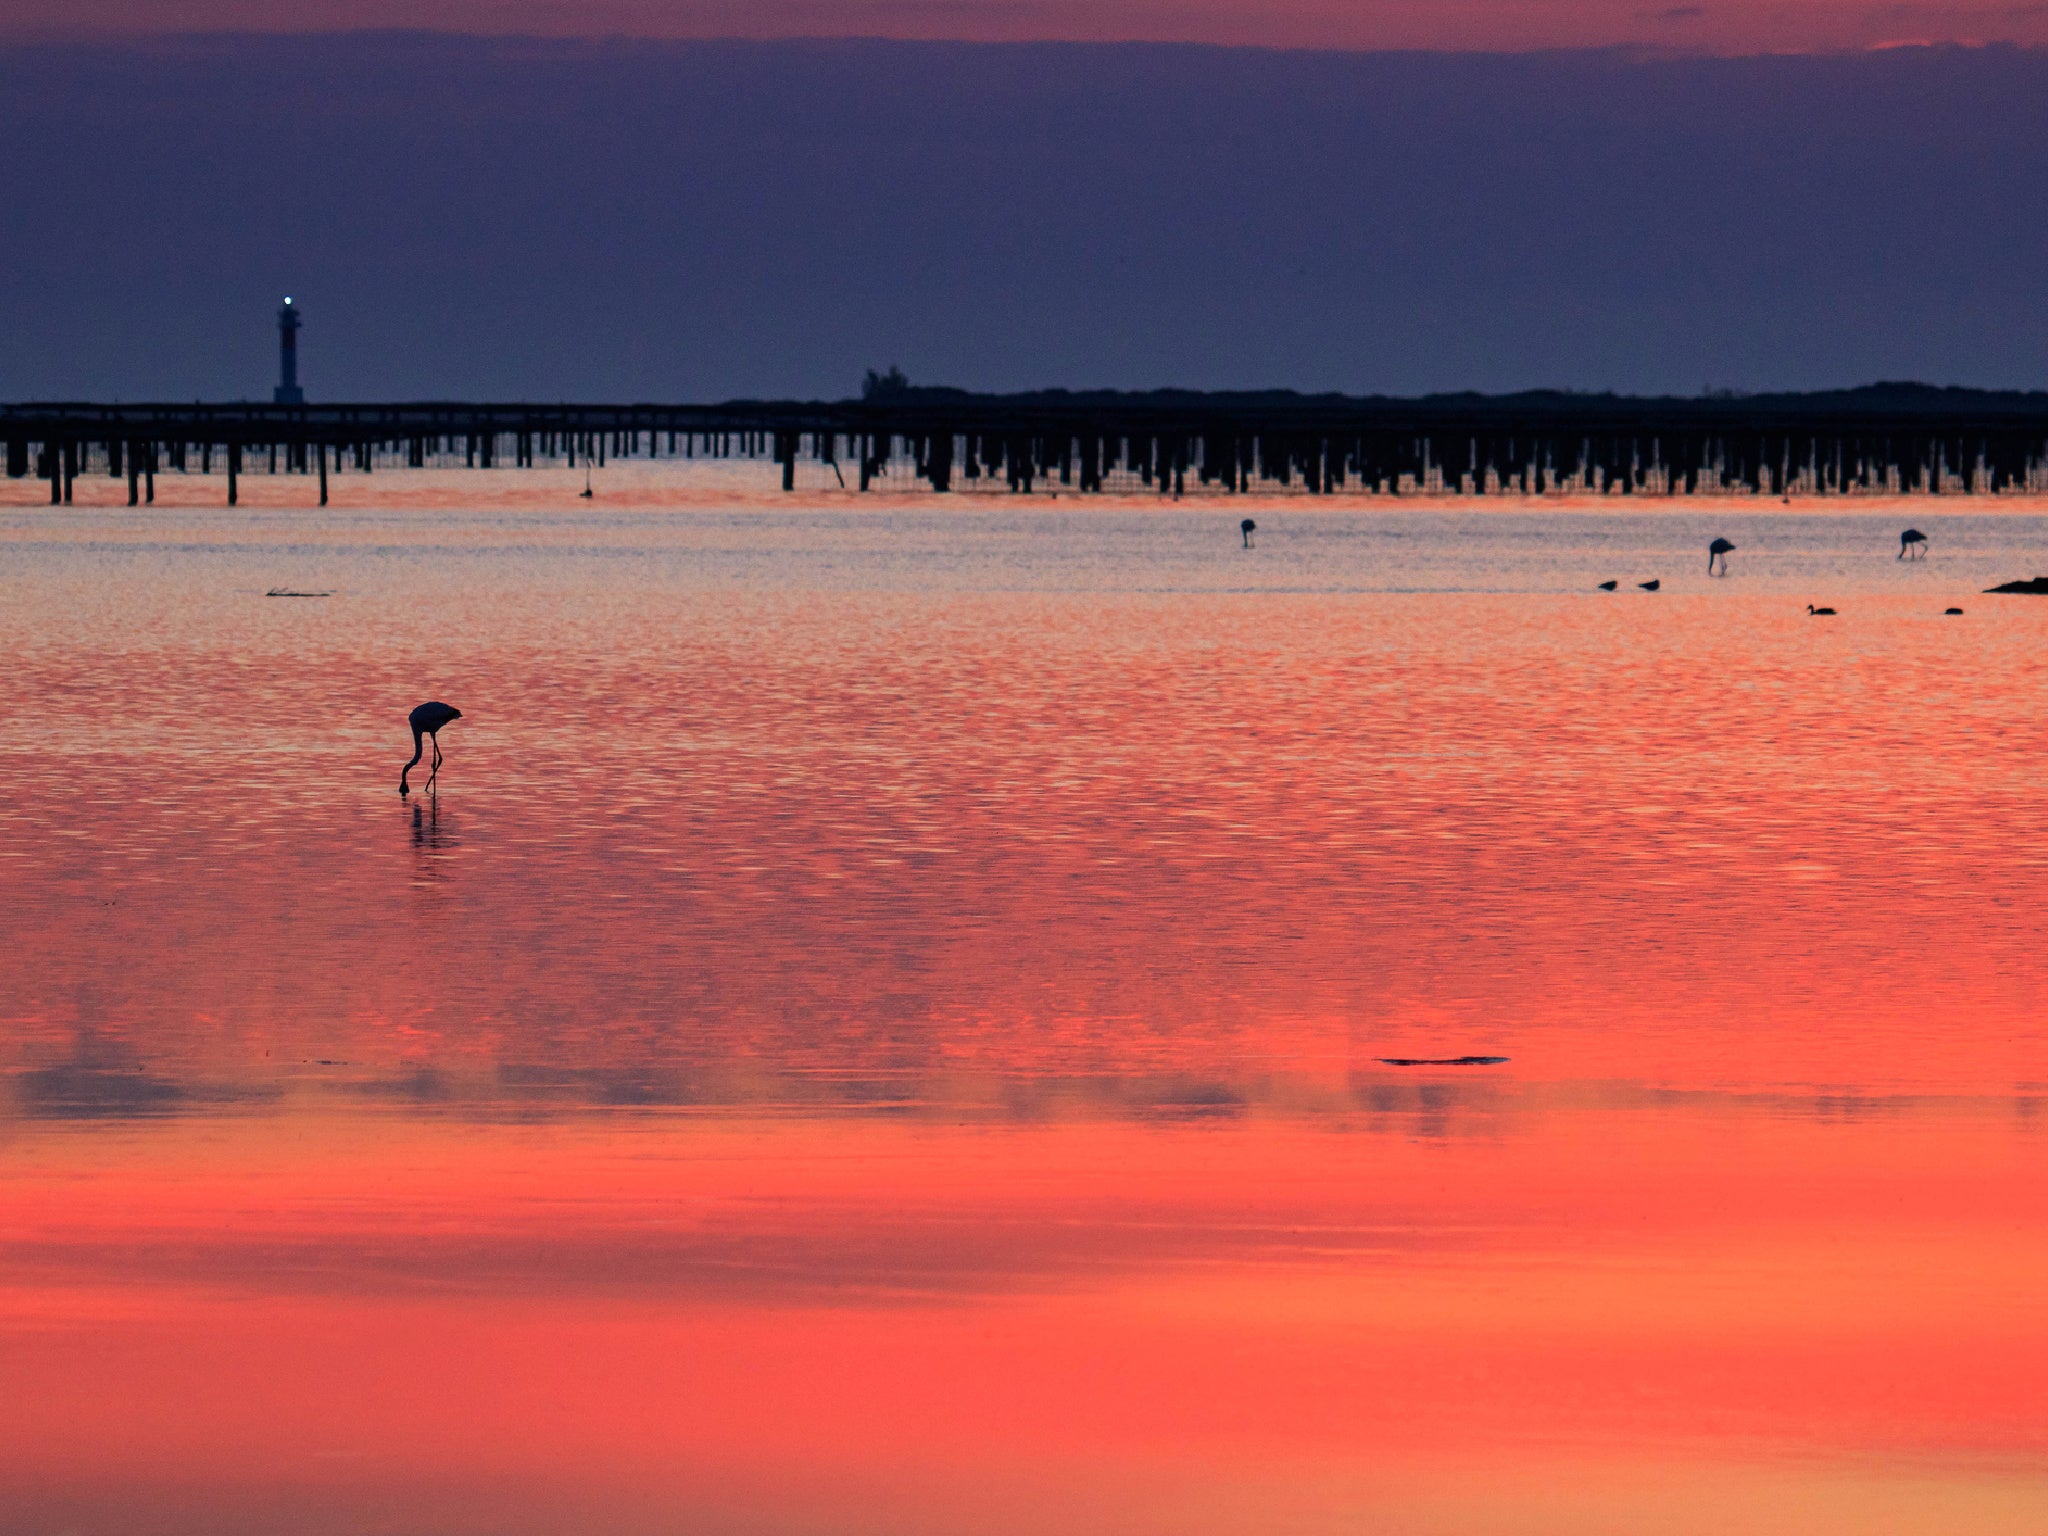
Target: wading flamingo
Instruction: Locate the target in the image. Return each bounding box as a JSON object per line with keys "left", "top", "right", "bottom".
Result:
{"left": 1900, "top": 528, "right": 1928, "bottom": 559}
{"left": 1241, "top": 518, "right": 1256, "bottom": 549}
{"left": 1708, "top": 537, "right": 1736, "bottom": 576}
{"left": 400, "top": 701, "right": 462, "bottom": 798}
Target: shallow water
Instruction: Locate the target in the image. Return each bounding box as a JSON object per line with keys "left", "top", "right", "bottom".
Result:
{"left": 5, "top": 471, "right": 2048, "bottom": 1533}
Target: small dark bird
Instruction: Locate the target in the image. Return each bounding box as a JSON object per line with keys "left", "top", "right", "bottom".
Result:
{"left": 1946, "top": 607, "right": 1964, "bottom": 615}
{"left": 1597, "top": 580, "right": 1618, "bottom": 591}
{"left": 579, "top": 464, "right": 594, "bottom": 500}
{"left": 1807, "top": 604, "right": 1836, "bottom": 615}
{"left": 1240, "top": 518, "right": 1256, "bottom": 549}
{"left": 1638, "top": 579, "right": 1661, "bottom": 592}
{"left": 1708, "top": 537, "right": 1736, "bottom": 576}
{"left": 400, "top": 701, "right": 462, "bottom": 798}
{"left": 1900, "top": 528, "right": 1928, "bottom": 560}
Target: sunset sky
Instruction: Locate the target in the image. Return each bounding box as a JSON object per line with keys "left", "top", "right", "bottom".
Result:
{"left": 5, "top": 34, "right": 2045, "bottom": 400}
{"left": 9, "top": 0, "right": 2048, "bottom": 52}
{"left": 6, "top": 0, "right": 2048, "bottom": 403}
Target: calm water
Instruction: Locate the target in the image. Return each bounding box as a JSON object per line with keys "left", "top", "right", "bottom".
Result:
{"left": 5, "top": 469, "right": 2048, "bottom": 1534}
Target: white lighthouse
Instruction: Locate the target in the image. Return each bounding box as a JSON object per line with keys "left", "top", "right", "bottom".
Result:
{"left": 274, "top": 297, "right": 304, "bottom": 405}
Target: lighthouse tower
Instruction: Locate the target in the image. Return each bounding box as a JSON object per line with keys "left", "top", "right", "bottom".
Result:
{"left": 274, "top": 297, "right": 304, "bottom": 405}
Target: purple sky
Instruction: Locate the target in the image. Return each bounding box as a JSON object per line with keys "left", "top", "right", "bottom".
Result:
{"left": 3, "top": 35, "right": 2045, "bottom": 400}
{"left": 9, "top": 1, "right": 2048, "bottom": 52}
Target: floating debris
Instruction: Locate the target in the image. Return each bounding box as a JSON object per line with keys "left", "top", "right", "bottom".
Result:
{"left": 1378, "top": 1056, "right": 1510, "bottom": 1067}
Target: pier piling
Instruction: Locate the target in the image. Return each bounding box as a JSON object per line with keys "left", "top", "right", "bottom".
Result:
{"left": 5, "top": 391, "right": 2044, "bottom": 507}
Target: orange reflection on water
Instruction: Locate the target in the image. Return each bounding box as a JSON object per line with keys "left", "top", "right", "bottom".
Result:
{"left": 4, "top": 492, "right": 2048, "bottom": 1532}
{"left": 4, "top": 1110, "right": 2047, "bottom": 1534}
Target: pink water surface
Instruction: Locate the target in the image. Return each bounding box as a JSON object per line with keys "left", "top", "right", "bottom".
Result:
{"left": 4, "top": 477, "right": 2047, "bottom": 1533}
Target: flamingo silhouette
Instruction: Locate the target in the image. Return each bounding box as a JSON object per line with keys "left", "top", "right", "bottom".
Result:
{"left": 1241, "top": 518, "right": 1256, "bottom": 549}
{"left": 400, "top": 701, "right": 462, "bottom": 798}
{"left": 1638, "top": 579, "right": 1661, "bottom": 592}
{"left": 1708, "top": 537, "right": 1736, "bottom": 576}
{"left": 1597, "top": 580, "right": 1619, "bottom": 591}
{"left": 1900, "top": 528, "right": 1928, "bottom": 559}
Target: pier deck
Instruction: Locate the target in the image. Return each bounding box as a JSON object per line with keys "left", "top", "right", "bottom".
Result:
{"left": 7, "top": 385, "right": 2048, "bottom": 504}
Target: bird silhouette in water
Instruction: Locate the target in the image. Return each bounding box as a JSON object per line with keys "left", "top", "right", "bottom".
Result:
{"left": 400, "top": 701, "right": 462, "bottom": 798}
{"left": 1597, "top": 580, "right": 1619, "bottom": 591}
{"left": 1708, "top": 537, "right": 1736, "bottom": 576}
{"left": 1638, "top": 579, "right": 1661, "bottom": 592}
{"left": 1807, "top": 604, "right": 1836, "bottom": 616}
{"left": 1900, "top": 528, "right": 1928, "bottom": 559}
{"left": 1946, "top": 607, "right": 1965, "bottom": 615}
{"left": 1241, "top": 518, "right": 1256, "bottom": 549}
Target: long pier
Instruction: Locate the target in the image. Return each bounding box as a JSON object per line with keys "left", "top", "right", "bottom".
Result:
{"left": 6, "top": 385, "right": 2048, "bottom": 503}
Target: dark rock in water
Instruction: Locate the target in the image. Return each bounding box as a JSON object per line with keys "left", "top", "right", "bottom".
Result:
{"left": 1378, "top": 1056, "right": 1510, "bottom": 1067}
{"left": 1984, "top": 577, "right": 2048, "bottom": 594}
